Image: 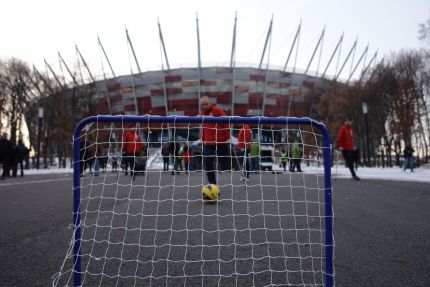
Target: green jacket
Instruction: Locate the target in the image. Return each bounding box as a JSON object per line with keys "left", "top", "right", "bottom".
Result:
{"left": 291, "top": 143, "right": 301, "bottom": 158}
{"left": 250, "top": 142, "right": 260, "bottom": 157}
{"left": 280, "top": 152, "right": 288, "bottom": 163}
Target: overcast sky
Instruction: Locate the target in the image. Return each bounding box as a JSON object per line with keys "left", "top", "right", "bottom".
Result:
{"left": 1, "top": 0, "right": 429, "bottom": 81}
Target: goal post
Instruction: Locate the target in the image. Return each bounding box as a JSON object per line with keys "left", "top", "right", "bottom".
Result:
{"left": 54, "top": 115, "right": 334, "bottom": 287}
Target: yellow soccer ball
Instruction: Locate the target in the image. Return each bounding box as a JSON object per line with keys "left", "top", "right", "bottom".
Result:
{"left": 201, "top": 184, "right": 220, "bottom": 203}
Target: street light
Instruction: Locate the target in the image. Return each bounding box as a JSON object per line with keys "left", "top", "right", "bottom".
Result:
{"left": 36, "top": 107, "right": 44, "bottom": 169}
{"left": 362, "top": 102, "right": 370, "bottom": 166}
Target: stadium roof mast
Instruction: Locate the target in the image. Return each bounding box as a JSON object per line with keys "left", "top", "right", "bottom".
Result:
{"left": 335, "top": 38, "right": 357, "bottom": 81}
{"left": 158, "top": 19, "right": 171, "bottom": 70}
{"left": 260, "top": 16, "right": 273, "bottom": 117}
{"left": 157, "top": 19, "right": 170, "bottom": 121}
{"left": 97, "top": 36, "right": 115, "bottom": 115}
{"left": 75, "top": 45, "right": 96, "bottom": 83}
{"left": 125, "top": 27, "right": 140, "bottom": 115}
{"left": 304, "top": 26, "right": 325, "bottom": 76}
{"left": 347, "top": 44, "right": 369, "bottom": 84}
{"left": 283, "top": 20, "right": 301, "bottom": 73}
{"left": 358, "top": 50, "right": 378, "bottom": 83}
{"left": 196, "top": 13, "right": 202, "bottom": 112}
{"left": 44, "top": 58, "right": 64, "bottom": 89}
{"left": 230, "top": 12, "right": 238, "bottom": 116}
{"left": 58, "top": 52, "right": 79, "bottom": 122}
{"left": 125, "top": 27, "right": 142, "bottom": 74}
{"left": 98, "top": 36, "right": 117, "bottom": 78}
{"left": 321, "top": 33, "right": 344, "bottom": 79}
{"left": 75, "top": 44, "right": 100, "bottom": 114}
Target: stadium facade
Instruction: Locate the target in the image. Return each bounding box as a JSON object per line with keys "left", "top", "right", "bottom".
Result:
{"left": 94, "top": 66, "right": 329, "bottom": 118}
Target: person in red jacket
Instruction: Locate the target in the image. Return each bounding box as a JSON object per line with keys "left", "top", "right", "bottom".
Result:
{"left": 182, "top": 144, "right": 191, "bottom": 174}
{"left": 237, "top": 123, "right": 251, "bottom": 180}
{"left": 122, "top": 124, "right": 143, "bottom": 180}
{"left": 336, "top": 117, "right": 360, "bottom": 180}
{"left": 199, "top": 96, "right": 230, "bottom": 185}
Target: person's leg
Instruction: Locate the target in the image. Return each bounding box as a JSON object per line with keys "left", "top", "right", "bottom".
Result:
{"left": 19, "top": 158, "right": 24, "bottom": 176}
{"left": 297, "top": 159, "right": 302, "bottom": 172}
{"left": 343, "top": 150, "right": 357, "bottom": 178}
{"left": 203, "top": 145, "right": 216, "bottom": 184}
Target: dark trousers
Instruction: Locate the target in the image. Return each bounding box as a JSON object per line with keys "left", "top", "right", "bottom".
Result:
{"left": 123, "top": 153, "right": 136, "bottom": 177}
{"left": 342, "top": 150, "right": 357, "bottom": 178}
{"left": 291, "top": 159, "right": 302, "bottom": 172}
{"left": 203, "top": 143, "right": 229, "bottom": 185}
{"left": 163, "top": 157, "right": 169, "bottom": 171}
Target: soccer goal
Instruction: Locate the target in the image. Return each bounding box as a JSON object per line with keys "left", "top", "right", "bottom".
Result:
{"left": 53, "top": 115, "right": 334, "bottom": 287}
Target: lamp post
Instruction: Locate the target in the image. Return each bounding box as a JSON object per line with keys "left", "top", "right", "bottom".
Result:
{"left": 362, "top": 102, "right": 370, "bottom": 166}
{"left": 36, "top": 107, "right": 44, "bottom": 169}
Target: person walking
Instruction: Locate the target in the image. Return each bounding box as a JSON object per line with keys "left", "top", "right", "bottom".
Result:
{"left": 250, "top": 140, "right": 260, "bottom": 173}
{"left": 237, "top": 123, "right": 251, "bottom": 180}
{"left": 403, "top": 144, "right": 415, "bottom": 172}
{"left": 336, "top": 117, "right": 360, "bottom": 180}
{"left": 122, "top": 125, "right": 143, "bottom": 180}
{"left": 199, "top": 96, "right": 230, "bottom": 185}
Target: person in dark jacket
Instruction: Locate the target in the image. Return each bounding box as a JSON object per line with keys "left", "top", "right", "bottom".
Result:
{"left": 403, "top": 144, "right": 414, "bottom": 172}
{"left": 14, "top": 140, "right": 28, "bottom": 177}
{"left": 0, "top": 133, "right": 14, "bottom": 179}
{"left": 161, "top": 143, "right": 170, "bottom": 172}
{"left": 199, "top": 96, "right": 230, "bottom": 185}
{"left": 336, "top": 118, "right": 360, "bottom": 180}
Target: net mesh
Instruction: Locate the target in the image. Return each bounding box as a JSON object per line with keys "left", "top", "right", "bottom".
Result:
{"left": 53, "top": 117, "right": 333, "bottom": 287}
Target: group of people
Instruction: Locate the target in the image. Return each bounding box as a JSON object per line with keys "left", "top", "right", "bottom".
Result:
{"left": 0, "top": 133, "right": 29, "bottom": 179}
{"left": 280, "top": 141, "right": 303, "bottom": 173}
{"left": 161, "top": 141, "right": 191, "bottom": 175}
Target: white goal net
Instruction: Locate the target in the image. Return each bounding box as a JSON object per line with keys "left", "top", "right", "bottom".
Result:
{"left": 53, "top": 115, "right": 334, "bottom": 287}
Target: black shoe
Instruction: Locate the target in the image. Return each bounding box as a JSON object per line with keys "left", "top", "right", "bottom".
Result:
{"left": 353, "top": 176, "right": 360, "bottom": 181}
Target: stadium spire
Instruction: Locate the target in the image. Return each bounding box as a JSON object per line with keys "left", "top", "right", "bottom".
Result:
{"left": 322, "top": 32, "right": 343, "bottom": 79}
{"left": 284, "top": 20, "right": 301, "bottom": 72}
{"left": 125, "top": 27, "right": 142, "bottom": 74}
{"left": 335, "top": 38, "right": 357, "bottom": 81}
{"left": 196, "top": 13, "right": 202, "bottom": 112}
{"left": 258, "top": 16, "right": 273, "bottom": 70}
{"left": 305, "top": 26, "right": 325, "bottom": 75}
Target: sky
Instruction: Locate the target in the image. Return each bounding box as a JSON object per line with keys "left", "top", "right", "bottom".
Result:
{"left": 1, "top": 0, "right": 429, "bottom": 82}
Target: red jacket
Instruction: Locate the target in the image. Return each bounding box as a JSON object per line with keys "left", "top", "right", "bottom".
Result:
{"left": 336, "top": 124, "right": 354, "bottom": 151}
{"left": 122, "top": 130, "right": 143, "bottom": 154}
{"left": 182, "top": 150, "right": 191, "bottom": 164}
{"left": 199, "top": 104, "right": 230, "bottom": 144}
{"left": 237, "top": 124, "right": 251, "bottom": 150}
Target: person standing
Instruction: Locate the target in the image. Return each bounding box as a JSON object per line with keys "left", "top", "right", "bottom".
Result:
{"left": 250, "top": 140, "right": 260, "bottom": 173}
{"left": 182, "top": 144, "right": 191, "bottom": 174}
{"left": 291, "top": 141, "right": 302, "bottom": 172}
{"left": 237, "top": 123, "right": 251, "bottom": 180}
{"left": 122, "top": 125, "right": 143, "bottom": 180}
{"left": 403, "top": 144, "right": 415, "bottom": 172}
{"left": 161, "top": 142, "right": 170, "bottom": 172}
{"left": 280, "top": 149, "right": 288, "bottom": 171}
{"left": 199, "top": 96, "right": 230, "bottom": 185}
{"left": 15, "top": 140, "right": 28, "bottom": 177}
{"left": 0, "top": 133, "right": 13, "bottom": 179}
{"left": 336, "top": 117, "right": 360, "bottom": 180}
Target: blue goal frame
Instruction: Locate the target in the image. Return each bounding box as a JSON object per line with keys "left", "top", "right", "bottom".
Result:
{"left": 72, "top": 115, "right": 334, "bottom": 287}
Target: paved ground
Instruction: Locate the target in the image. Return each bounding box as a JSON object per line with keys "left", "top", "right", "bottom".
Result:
{"left": 0, "top": 171, "right": 429, "bottom": 286}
